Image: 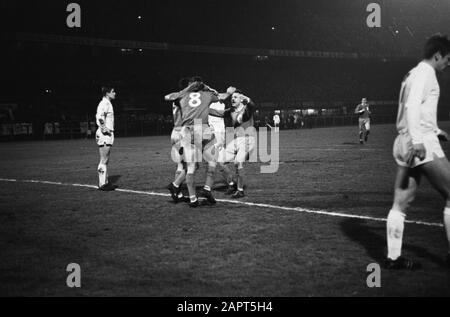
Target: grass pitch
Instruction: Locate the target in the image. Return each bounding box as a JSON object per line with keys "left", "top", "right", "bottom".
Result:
{"left": 1, "top": 123, "right": 450, "bottom": 296}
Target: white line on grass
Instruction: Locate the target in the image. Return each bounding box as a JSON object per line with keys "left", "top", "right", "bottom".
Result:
{"left": 0, "top": 178, "right": 443, "bottom": 228}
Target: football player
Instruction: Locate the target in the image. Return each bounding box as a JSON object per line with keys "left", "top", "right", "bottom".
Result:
{"left": 219, "top": 90, "right": 256, "bottom": 198}
{"left": 168, "top": 78, "right": 190, "bottom": 202}
{"left": 95, "top": 86, "right": 116, "bottom": 191}
{"left": 386, "top": 34, "right": 450, "bottom": 269}
{"left": 165, "top": 77, "right": 234, "bottom": 207}
{"left": 354, "top": 98, "right": 371, "bottom": 144}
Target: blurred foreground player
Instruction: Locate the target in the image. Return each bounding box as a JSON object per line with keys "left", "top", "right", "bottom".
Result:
{"left": 354, "top": 98, "right": 371, "bottom": 144}
{"left": 96, "top": 86, "right": 116, "bottom": 191}
{"left": 386, "top": 34, "right": 450, "bottom": 269}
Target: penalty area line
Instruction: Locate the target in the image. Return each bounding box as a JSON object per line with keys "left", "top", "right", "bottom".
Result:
{"left": 0, "top": 178, "right": 443, "bottom": 228}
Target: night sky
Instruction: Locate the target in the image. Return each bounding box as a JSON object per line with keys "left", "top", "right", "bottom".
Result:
{"left": 5, "top": 0, "right": 450, "bottom": 50}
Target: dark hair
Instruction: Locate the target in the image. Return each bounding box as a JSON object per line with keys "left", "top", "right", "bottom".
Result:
{"left": 189, "top": 76, "right": 203, "bottom": 83}
{"left": 101, "top": 86, "right": 114, "bottom": 96}
{"left": 423, "top": 34, "right": 450, "bottom": 59}
{"left": 178, "top": 77, "right": 190, "bottom": 89}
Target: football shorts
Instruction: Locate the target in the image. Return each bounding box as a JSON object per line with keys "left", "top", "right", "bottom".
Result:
{"left": 171, "top": 127, "right": 183, "bottom": 146}
{"left": 96, "top": 128, "right": 114, "bottom": 147}
{"left": 209, "top": 122, "right": 225, "bottom": 149}
{"left": 222, "top": 136, "right": 256, "bottom": 164}
{"left": 359, "top": 118, "right": 370, "bottom": 131}
{"left": 180, "top": 125, "right": 215, "bottom": 164}
{"left": 393, "top": 132, "right": 445, "bottom": 168}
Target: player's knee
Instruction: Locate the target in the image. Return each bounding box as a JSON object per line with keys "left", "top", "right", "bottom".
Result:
{"left": 187, "top": 163, "right": 196, "bottom": 174}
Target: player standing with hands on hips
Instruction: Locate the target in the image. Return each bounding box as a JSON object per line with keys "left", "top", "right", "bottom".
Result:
{"left": 96, "top": 86, "right": 117, "bottom": 191}
{"left": 386, "top": 34, "right": 450, "bottom": 269}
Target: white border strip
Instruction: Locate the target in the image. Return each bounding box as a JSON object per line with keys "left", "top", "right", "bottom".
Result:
{"left": 0, "top": 178, "right": 443, "bottom": 228}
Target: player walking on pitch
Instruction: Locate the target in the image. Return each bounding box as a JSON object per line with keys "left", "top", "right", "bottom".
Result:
{"left": 354, "top": 98, "right": 371, "bottom": 144}
{"left": 386, "top": 34, "right": 450, "bottom": 269}
{"left": 95, "top": 86, "right": 116, "bottom": 191}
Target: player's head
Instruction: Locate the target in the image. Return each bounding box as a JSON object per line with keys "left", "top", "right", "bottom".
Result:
{"left": 423, "top": 34, "right": 450, "bottom": 71}
{"left": 189, "top": 76, "right": 203, "bottom": 84}
{"left": 231, "top": 89, "right": 245, "bottom": 107}
{"left": 178, "top": 77, "right": 190, "bottom": 89}
{"left": 362, "top": 98, "right": 367, "bottom": 104}
{"left": 102, "top": 86, "right": 116, "bottom": 100}
{"left": 187, "top": 76, "right": 205, "bottom": 92}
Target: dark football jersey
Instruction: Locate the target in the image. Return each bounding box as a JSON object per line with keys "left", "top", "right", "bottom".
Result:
{"left": 179, "top": 91, "right": 219, "bottom": 126}
{"left": 172, "top": 102, "right": 183, "bottom": 128}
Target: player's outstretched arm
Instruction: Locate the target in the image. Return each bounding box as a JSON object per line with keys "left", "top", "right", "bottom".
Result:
{"left": 165, "top": 81, "right": 204, "bottom": 101}
{"left": 209, "top": 108, "right": 231, "bottom": 118}
{"left": 217, "top": 86, "right": 236, "bottom": 101}
{"left": 164, "top": 92, "right": 181, "bottom": 101}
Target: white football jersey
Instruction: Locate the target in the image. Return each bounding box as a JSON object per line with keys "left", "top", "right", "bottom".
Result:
{"left": 396, "top": 61, "right": 440, "bottom": 144}
{"left": 96, "top": 97, "right": 114, "bottom": 131}
{"left": 273, "top": 114, "right": 280, "bottom": 124}
{"left": 209, "top": 101, "right": 225, "bottom": 131}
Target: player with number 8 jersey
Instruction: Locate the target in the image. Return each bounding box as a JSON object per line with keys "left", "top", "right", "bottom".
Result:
{"left": 165, "top": 78, "right": 235, "bottom": 207}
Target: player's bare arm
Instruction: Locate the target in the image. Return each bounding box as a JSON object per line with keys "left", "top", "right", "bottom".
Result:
{"left": 216, "top": 86, "right": 236, "bottom": 101}
{"left": 164, "top": 81, "right": 203, "bottom": 101}
{"left": 98, "top": 118, "right": 110, "bottom": 134}
{"left": 164, "top": 92, "right": 181, "bottom": 101}
{"left": 209, "top": 107, "right": 231, "bottom": 118}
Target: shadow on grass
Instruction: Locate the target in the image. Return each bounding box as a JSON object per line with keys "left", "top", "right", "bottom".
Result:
{"left": 340, "top": 218, "right": 446, "bottom": 267}
{"left": 108, "top": 175, "right": 122, "bottom": 185}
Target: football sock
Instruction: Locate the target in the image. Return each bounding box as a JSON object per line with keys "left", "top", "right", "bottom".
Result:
{"left": 204, "top": 165, "right": 215, "bottom": 191}
{"left": 98, "top": 163, "right": 107, "bottom": 187}
{"left": 444, "top": 207, "right": 450, "bottom": 253}
{"left": 222, "top": 164, "right": 234, "bottom": 184}
{"left": 387, "top": 209, "right": 406, "bottom": 260}
{"left": 237, "top": 168, "right": 245, "bottom": 192}
{"left": 174, "top": 170, "right": 181, "bottom": 182}
{"left": 174, "top": 171, "right": 186, "bottom": 187}
{"left": 186, "top": 173, "right": 196, "bottom": 200}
